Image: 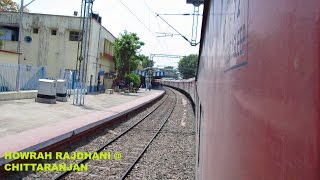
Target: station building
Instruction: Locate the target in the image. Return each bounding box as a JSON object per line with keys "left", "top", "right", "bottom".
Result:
{"left": 0, "top": 12, "right": 116, "bottom": 92}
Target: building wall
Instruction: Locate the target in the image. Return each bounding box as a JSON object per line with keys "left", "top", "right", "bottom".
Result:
{"left": 0, "top": 12, "right": 81, "bottom": 76}
{"left": 83, "top": 19, "right": 116, "bottom": 91}
{"left": 0, "top": 12, "right": 116, "bottom": 91}
{"left": 0, "top": 51, "right": 18, "bottom": 64}
{"left": 1, "top": 41, "right": 18, "bottom": 52}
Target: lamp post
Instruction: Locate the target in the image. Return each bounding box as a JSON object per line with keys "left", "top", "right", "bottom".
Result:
{"left": 17, "top": 0, "right": 24, "bottom": 57}
{"left": 16, "top": 0, "right": 35, "bottom": 91}
{"left": 16, "top": 0, "right": 24, "bottom": 91}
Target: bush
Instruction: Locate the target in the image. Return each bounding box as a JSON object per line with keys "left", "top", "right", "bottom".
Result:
{"left": 124, "top": 73, "right": 141, "bottom": 87}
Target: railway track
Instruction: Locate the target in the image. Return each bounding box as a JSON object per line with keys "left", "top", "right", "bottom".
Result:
{"left": 51, "top": 87, "right": 177, "bottom": 179}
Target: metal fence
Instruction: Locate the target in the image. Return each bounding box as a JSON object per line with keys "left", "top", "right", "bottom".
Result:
{"left": 63, "top": 69, "right": 77, "bottom": 90}
{"left": 0, "top": 63, "right": 46, "bottom": 93}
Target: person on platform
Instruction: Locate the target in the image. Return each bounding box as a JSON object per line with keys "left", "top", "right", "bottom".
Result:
{"left": 148, "top": 82, "right": 152, "bottom": 91}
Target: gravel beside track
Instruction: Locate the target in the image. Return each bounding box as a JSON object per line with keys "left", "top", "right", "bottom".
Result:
{"left": 62, "top": 88, "right": 176, "bottom": 179}
{"left": 125, "top": 88, "right": 196, "bottom": 180}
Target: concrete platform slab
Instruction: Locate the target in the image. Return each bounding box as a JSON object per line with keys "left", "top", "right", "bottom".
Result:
{"left": 0, "top": 89, "right": 164, "bottom": 165}
{"left": 0, "top": 90, "right": 37, "bottom": 101}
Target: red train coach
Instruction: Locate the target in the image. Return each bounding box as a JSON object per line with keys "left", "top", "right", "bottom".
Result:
{"left": 196, "top": 0, "right": 320, "bottom": 179}
{"left": 164, "top": 0, "right": 320, "bottom": 179}
{"left": 162, "top": 78, "right": 196, "bottom": 103}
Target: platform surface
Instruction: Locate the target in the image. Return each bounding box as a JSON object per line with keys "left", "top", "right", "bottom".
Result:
{"left": 0, "top": 89, "right": 164, "bottom": 165}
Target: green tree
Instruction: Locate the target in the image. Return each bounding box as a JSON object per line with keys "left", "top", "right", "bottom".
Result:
{"left": 163, "top": 66, "right": 178, "bottom": 79}
{"left": 112, "top": 30, "right": 144, "bottom": 87}
{"left": 124, "top": 72, "right": 141, "bottom": 87}
{"left": 178, "top": 54, "right": 198, "bottom": 79}
{"left": 0, "top": 0, "right": 29, "bottom": 12}
{"left": 137, "top": 54, "right": 154, "bottom": 68}
{"left": 164, "top": 66, "right": 174, "bottom": 70}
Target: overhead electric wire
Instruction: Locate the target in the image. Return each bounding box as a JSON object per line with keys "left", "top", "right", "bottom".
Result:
{"left": 144, "top": 1, "right": 202, "bottom": 46}
{"left": 156, "top": 32, "right": 180, "bottom": 37}
{"left": 119, "top": 0, "right": 153, "bottom": 34}
{"left": 120, "top": 0, "right": 200, "bottom": 50}
{"left": 157, "top": 13, "right": 202, "bottom": 16}
{"left": 118, "top": 0, "right": 168, "bottom": 51}
{"left": 155, "top": 13, "right": 192, "bottom": 44}
{"left": 154, "top": 10, "right": 202, "bottom": 46}
{"left": 143, "top": 0, "right": 169, "bottom": 50}
{"left": 143, "top": 0, "right": 156, "bottom": 15}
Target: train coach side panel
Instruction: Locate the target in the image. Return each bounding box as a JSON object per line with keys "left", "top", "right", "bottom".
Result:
{"left": 197, "top": 0, "right": 320, "bottom": 179}
{"left": 162, "top": 79, "right": 196, "bottom": 103}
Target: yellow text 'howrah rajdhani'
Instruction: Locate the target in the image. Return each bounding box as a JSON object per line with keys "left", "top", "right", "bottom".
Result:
{"left": 4, "top": 151, "right": 122, "bottom": 160}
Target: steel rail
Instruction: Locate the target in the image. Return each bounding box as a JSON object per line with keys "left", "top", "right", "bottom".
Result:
{"left": 119, "top": 87, "right": 177, "bottom": 180}
{"left": 54, "top": 90, "right": 170, "bottom": 180}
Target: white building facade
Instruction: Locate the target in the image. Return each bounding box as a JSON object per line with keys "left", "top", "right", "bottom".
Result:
{"left": 0, "top": 12, "right": 116, "bottom": 92}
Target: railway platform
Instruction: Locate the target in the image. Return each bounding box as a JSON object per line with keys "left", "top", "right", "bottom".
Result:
{"left": 0, "top": 89, "right": 165, "bottom": 166}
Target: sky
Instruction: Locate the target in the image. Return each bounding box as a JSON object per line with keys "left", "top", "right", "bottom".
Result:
{"left": 13, "top": 0, "right": 203, "bottom": 67}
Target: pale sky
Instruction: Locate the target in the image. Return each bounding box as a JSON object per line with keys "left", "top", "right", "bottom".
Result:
{"left": 13, "top": 0, "right": 203, "bottom": 67}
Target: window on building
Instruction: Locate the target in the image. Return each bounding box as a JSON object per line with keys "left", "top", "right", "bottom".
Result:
{"left": 51, "top": 29, "right": 57, "bottom": 35}
{"left": 103, "top": 39, "right": 113, "bottom": 55}
{"left": 103, "top": 40, "right": 109, "bottom": 53}
{"left": 69, "top": 31, "right": 81, "bottom": 41}
{"left": 111, "top": 46, "right": 114, "bottom": 55}
{"left": 33, "top": 28, "right": 38, "bottom": 34}
{"left": 0, "top": 26, "right": 19, "bottom": 41}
